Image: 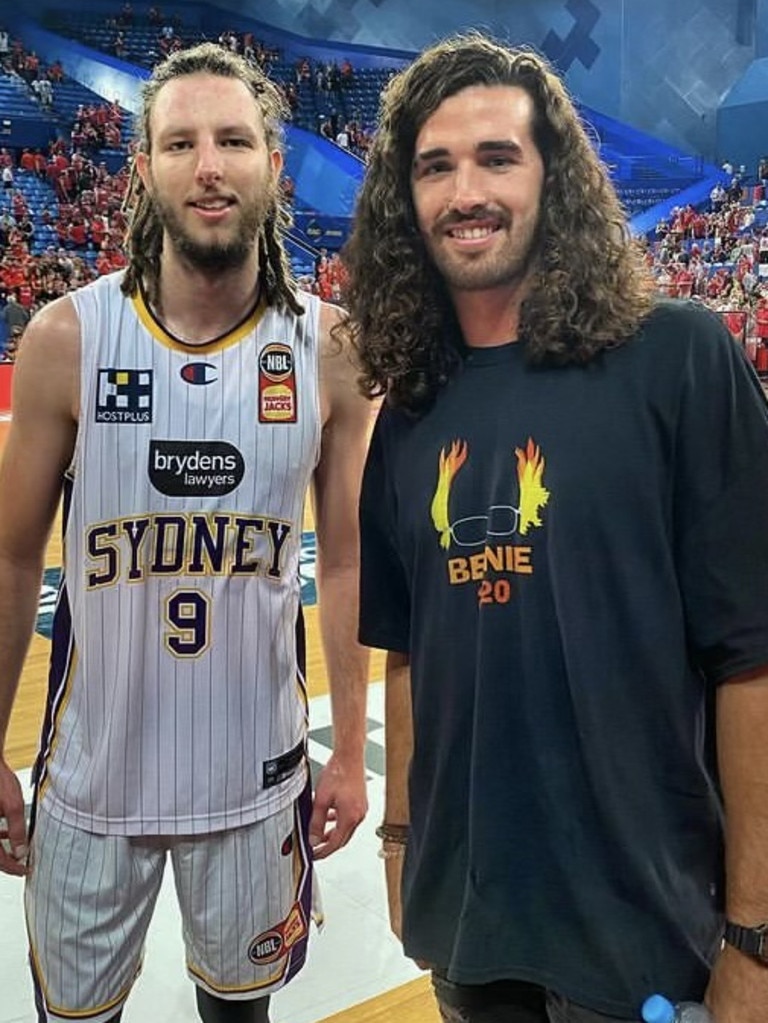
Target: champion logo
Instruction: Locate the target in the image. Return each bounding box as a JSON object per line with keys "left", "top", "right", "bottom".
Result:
{"left": 180, "top": 362, "right": 218, "bottom": 385}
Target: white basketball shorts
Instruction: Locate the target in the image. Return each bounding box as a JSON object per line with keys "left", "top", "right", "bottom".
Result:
{"left": 25, "top": 781, "right": 317, "bottom": 1023}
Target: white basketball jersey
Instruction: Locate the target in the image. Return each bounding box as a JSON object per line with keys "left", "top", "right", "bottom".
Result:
{"left": 36, "top": 271, "right": 321, "bottom": 835}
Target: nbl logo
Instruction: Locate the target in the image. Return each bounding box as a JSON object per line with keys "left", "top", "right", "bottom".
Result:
{"left": 258, "top": 343, "right": 297, "bottom": 423}
{"left": 248, "top": 904, "right": 307, "bottom": 965}
{"left": 95, "top": 369, "right": 153, "bottom": 423}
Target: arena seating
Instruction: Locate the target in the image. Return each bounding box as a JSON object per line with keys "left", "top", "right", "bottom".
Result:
{"left": 1, "top": 11, "right": 766, "bottom": 382}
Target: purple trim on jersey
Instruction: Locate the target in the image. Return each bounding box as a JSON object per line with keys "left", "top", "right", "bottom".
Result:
{"left": 30, "top": 950, "right": 46, "bottom": 1023}
{"left": 284, "top": 776, "right": 314, "bottom": 985}
{"left": 32, "top": 476, "right": 75, "bottom": 796}
{"left": 29, "top": 951, "right": 128, "bottom": 1022}
{"left": 295, "top": 599, "right": 309, "bottom": 719}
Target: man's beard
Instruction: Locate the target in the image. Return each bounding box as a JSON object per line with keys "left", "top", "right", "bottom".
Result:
{"left": 151, "top": 188, "right": 275, "bottom": 272}
{"left": 427, "top": 207, "right": 541, "bottom": 293}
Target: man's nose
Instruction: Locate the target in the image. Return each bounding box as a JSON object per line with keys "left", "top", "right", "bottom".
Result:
{"left": 447, "top": 163, "right": 486, "bottom": 213}
{"left": 195, "top": 141, "right": 224, "bottom": 183}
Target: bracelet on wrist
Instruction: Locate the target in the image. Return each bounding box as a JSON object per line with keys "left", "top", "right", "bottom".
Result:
{"left": 375, "top": 822, "right": 410, "bottom": 844}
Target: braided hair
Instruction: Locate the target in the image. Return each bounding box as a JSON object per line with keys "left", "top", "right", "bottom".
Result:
{"left": 120, "top": 41, "right": 301, "bottom": 315}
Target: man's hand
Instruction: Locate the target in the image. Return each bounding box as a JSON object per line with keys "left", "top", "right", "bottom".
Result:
{"left": 706, "top": 941, "right": 768, "bottom": 1023}
{"left": 309, "top": 751, "right": 367, "bottom": 859}
{"left": 0, "top": 758, "right": 28, "bottom": 876}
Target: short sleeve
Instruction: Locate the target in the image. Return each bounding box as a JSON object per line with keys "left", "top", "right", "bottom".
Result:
{"left": 675, "top": 306, "right": 768, "bottom": 681}
{"left": 358, "top": 406, "right": 411, "bottom": 653}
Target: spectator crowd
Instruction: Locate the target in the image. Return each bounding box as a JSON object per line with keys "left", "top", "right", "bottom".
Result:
{"left": 1, "top": 22, "right": 768, "bottom": 379}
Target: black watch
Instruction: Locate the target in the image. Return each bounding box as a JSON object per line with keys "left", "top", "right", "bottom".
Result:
{"left": 724, "top": 919, "right": 768, "bottom": 963}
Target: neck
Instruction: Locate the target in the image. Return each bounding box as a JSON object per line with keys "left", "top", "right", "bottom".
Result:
{"left": 453, "top": 283, "right": 529, "bottom": 347}
{"left": 151, "top": 249, "right": 262, "bottom": 344}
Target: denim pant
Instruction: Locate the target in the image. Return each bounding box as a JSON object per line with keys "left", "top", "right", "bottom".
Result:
{"left": 432, "top": 973, "right": 635, "bottom": 1023}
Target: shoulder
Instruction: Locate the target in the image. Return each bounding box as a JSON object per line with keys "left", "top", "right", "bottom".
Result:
{"left": 23, "top": 292, "right": 80, "bottom": 361}
{"left": 641, "top": 297, "right": 726, "bottom": 334}
{"left": 68, "top": 268, "right": 126, "bottom": 309}
{"left": 280, "top": 293, "right": 348, "bottom": 379}
{"left": 640, "top": 298, "right": 767, "bottom": 431}
{"left": 317, "top": 299, "right": 354, "bottom": 380}
{"left": 317, "top": 297, "right": 344, "bottom": 350}
{"left": 366, "top": 397, "right": 416, "bottom": 465}
{"left": 12, "top": 293, "right": 80, "bottom": 421}
{"left": 313, "top": 299, "right": 373, "bottom": 428}
{"left": 625, "top": 297, "right": 739, "bottom": 372}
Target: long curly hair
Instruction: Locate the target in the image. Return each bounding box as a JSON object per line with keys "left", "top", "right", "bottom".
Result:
{"left": 341, "top": 32, "right": 656, "bottom": 414}
{"left": 120, "top": 42, "right": 301, "bottom": 315}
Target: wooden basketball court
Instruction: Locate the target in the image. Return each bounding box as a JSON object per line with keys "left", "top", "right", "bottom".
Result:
{"left": 0, "top": 417, "right": 439, "bottom": 1023}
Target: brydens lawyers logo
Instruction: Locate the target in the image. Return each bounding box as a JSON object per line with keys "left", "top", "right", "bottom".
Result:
{"left": 258, "top": 343, "right": 297, "bottom": 423}
{"left": 96, "top": 369, "right": 153, "bottom": 423}
{"left": 148, "top": 440, "right": 245, "bottom": 496}
{"left": 180, "top": 362, "right": 218, "bottom": 385}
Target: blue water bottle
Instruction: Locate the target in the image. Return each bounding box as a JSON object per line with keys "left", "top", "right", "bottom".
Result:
{"left": 641, "top": 994, "right": 715, "bottom": 1023}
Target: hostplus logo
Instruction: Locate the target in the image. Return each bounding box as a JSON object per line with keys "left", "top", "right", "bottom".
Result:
{"left": 95, "top": 368, "right": 153, "bottom": 423}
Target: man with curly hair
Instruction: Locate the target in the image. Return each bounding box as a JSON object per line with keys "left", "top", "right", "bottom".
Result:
{"left": 342, "top": 31, "right": 768, "bottom": 1023}
{"left": 0, "top": 42, "right": 370, "bottom": 1023}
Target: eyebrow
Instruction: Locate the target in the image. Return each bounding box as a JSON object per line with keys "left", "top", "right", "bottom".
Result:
{"left": 156, "top": 123, "right": 258, "bottom": 140}
{"left": 413, "top": 139, "right": 525, "bottom": 166}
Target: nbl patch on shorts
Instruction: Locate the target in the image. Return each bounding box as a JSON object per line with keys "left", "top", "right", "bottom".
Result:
{"left": 95, "top": 368, "right": 153, "bottom": 424}
{"left": 248, "top": 903, "right": 308, "bottom": 965}
{"left": 258, "top": 343, "right": 297, "bottom": 423}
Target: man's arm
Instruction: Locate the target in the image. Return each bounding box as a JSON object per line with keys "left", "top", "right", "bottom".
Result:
{"left": 382, "top": 649, "right": 412, "bottom": 940}
{"left": 0, "top": 296, "right": 78, "bottom": 877}
{"left": 706, "top": 666, "right": 768, "bottom": 1023}
{"left": 308, "top": 302, "right": 371, "bottom": 858}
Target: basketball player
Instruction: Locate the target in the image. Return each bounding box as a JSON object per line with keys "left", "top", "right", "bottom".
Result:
{"left": 342, "top": 32, "right": 768, "bottom": 1023}
{"left": 0, "top": 43, "right": 369, "bottom": 1023}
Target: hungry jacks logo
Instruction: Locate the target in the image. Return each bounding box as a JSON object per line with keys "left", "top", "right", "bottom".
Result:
{"left": 429, "top": 437, "right": 550, "bottom": 605}
{"left": 258, "top": 343, "right": 297, "bottom": 423}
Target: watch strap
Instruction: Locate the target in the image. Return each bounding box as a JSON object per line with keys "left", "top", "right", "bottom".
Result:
{"left": 724, "top": 919, "right": 768, "bottom": 961}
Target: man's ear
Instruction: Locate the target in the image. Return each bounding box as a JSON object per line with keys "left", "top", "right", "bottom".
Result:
{"left": 270, "top": 147, "right": 283, "bottom": 181}
{"left": 134, "top": 150, "right": 151, "bottom": 191}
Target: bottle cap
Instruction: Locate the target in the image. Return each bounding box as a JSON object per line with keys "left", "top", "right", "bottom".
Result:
{"left": 642, "top": 995, "right": 675, "bottom": 1023}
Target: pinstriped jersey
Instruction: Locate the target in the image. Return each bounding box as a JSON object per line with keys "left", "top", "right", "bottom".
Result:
{"left": 36, "top": 271, "right": 321, "bottom": 835}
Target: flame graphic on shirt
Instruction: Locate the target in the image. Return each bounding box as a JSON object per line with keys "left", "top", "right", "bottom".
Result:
{"left": 430, "top": 440, "right": 468, "bottom": 549}
{"left": 429, "top": 437, "right": 550, "bottom": 547}
{"left": 515, "top": 438, "right": 550, "bottom": 535}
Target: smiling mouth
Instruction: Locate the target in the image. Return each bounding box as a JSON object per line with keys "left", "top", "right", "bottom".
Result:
{"left": 447, "top": 225, "right": 499, "bottom": 240}
{"left": 190, "top": 198, "right": 235, "bottom": 211}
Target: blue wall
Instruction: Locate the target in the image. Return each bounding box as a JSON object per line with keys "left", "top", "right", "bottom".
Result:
{"left": 200, "top": 0, "right": 757, "bottom": 162}
{"left": 718, "top": 57, "right": 768, "bottom": 178}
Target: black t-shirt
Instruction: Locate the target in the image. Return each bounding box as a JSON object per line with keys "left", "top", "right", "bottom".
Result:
{"left": 359, "top": 300, "right": 768, "bottom": 1017}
